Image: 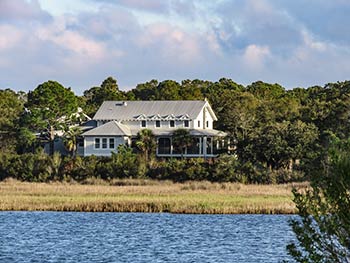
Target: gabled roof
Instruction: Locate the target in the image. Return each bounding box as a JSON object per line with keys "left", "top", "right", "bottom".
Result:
{"left": 82, "top": 121, "right": 131, "bottom": 136}
{"left": 93, "top": 100, "right": 216, "bottom": 121}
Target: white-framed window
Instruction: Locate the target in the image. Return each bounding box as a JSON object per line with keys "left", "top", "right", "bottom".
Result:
{"left": 198, "top": 120, "right": 201, "bottom": 128}
{"left": 141, "top": 120, "right": 147, "bottom": 128}
{"left": 170, "top": 120, "right": 175, "bottom": 128}
{"left": 95, "top": 138, "right": 100, "bottom": 149}
{"left": 94, "top": 137, "right": 116, "bottom": 150}
{"left": 206, "top": 121, "right": 209, "bottom": 128}
{"left": 109, "top": 138, "right": 115, "bottom": 149}
{"left": 155, "top": 120, "right": 161, "bottom": 128}
{"left": 102, "top": 138, "right": 108, "bottom": 149}
{"left": 184, "top": 120, "right": 189, "bottom": 128}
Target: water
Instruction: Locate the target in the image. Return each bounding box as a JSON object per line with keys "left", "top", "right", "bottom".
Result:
{"left": 0, "top": 212, "right": 295, "bottom": 263}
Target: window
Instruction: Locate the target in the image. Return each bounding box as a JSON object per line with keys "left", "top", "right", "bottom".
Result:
{"left": 141, "top": 120, "right": 147, "bottom": 128}
{"left": 95, "top": 138, "right": 100, "bottom": 149}
{"left": 102, "top": 138, "right": 108, "bottom": 149}
{"left": 155, "top": 120, "right": 161, "bottom": 128}
{"left": 109, "top": 138, "right": 115, "bottom": 149}
{"left": 170, "top": 120, "right": 175, "bottom": 127}
{"left": 198, "top": 120, "right": 201, "bottom": 128}
{"left": 184, "top": 120, "right": 189, "bottom": 128}
{"left": 206, "top": 121, "right": 209, "bottom": 128}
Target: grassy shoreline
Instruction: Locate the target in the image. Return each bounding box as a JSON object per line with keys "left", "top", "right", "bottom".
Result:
{"left": 0, "top": 179, "right": 304, "bottom": 214}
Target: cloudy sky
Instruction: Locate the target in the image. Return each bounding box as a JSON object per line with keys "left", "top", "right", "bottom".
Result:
{"left": 1, "top": 0, "right": 350, "bottom": 94}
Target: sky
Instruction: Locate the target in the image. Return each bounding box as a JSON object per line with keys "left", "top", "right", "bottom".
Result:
{"left": 1, "top": 0, "right": 350, "bottom": 94}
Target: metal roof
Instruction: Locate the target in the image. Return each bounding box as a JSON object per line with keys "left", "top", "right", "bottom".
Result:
{"left": 82, "top": 121, "right": 131, "bottom": 136}
{"left": 93, "top": 100, "right": 215, "bottom": 121}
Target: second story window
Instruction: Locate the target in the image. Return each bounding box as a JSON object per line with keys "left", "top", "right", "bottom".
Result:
{"left": 206, "top": 121, "right": 209, "bottom": 128}
{"left": 156, "top": 120, "right": 161, "bottom": 128}
{"left": 170, "top": 120, "right": 175, "bottom": 127}
{"left": 184, "top": 120, "right": 189, "bottom": 127}
{"left": 198, "top": 120, "right": 201, "bottom": 128}
{"left": 141, "top": 120, "right": 147, "bottom": 128}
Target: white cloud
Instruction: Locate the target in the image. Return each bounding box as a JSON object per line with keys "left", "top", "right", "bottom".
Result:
{"left": 1, "top": 0, "right": 350, "bottom": 93}
{"left": 0, "top": 25, "right": 23, "bottom": 50}
{"left": 243, "top": 44, "right": 271, "bottom": 69}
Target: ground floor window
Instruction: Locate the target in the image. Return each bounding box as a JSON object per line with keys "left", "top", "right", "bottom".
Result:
{"left": 94, "top": 137, "right": 117, "bottom": 150}
{"left": 109, "top": 138, "right": 115, "bottom": 149}
{"left": 102, "top": 138, "right": 108, "bottom": 149}
{"left": 95, "top": 138, "right": 100, "bottom": 149}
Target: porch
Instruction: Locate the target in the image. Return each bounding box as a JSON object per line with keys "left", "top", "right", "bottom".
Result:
{"left": 156, "top": 136, "right": 226, "bottom": 158}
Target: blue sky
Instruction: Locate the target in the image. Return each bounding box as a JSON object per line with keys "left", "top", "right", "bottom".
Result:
{"left": 1, "top": 0, "right": 350, "bottom": 94}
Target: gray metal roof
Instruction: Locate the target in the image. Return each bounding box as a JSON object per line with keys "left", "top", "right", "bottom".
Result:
{"left": 93, "top": 100, "right": 214, "bottom": 121}
{"left": 128, "top": 127, "right": 226, "bottom": 137}
{"left": 82, "top": 121, "right": 131, "bottom": 136}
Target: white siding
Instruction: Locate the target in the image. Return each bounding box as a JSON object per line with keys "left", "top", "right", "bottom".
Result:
{"left": 193, "top": 106, "right": 214, "bottom": 129}
{"left": 122, "top": 120, "right": 193, "bottom": 130}
{"left": 204, "top": 107, "right": 214, "bottom": 129}
{"left": 84, "top": 136, "right": 126, "bottom": 156}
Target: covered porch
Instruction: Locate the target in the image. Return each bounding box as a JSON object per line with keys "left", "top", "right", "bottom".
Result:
{"left": 156, "top": 129, "right": 227, "bottom": 158}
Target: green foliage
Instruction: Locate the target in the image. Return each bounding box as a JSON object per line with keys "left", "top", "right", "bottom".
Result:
{"left": 26, "top": 81, "right": 78, "bottom": 124}
{"left": 287, "top": 142, "right": 350, "bottom": 262}
{"left": 246, "top": 81, "right": 285, "bottom": 100}
{"left": 83, "top": 76, "right": 126, "bottom": 115}
{"left": 63, "top": 126, "right": 82, "bottom": 156}
{"left": 111, "top": 145, "right": 140, "bottom": 178}
{"left": 25, "top": 80, "right": 78, "bottom": 155}
{"left": 131, "top": 79, "right": 158, "bottom": 100}
{"left": 211, "top": 154, "right": 241, "bottom": 182}
{"left": 0, "top": 89, "right": 25, "bottom": 153}
{"left": 135, "top": 129, "right": 156, "bottom": 162}
{"left": 172, "top": 129, "right": 192, "bottom": 157}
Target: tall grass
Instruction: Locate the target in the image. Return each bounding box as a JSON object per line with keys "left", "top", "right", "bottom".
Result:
{"left": 0, "top": 178, "right": 304, "bottom": 214}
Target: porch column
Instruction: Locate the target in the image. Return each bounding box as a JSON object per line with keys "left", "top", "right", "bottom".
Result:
{"left": 170, "top": 137, "right": 173, "bottom": 155}
{"left": 203, "top": 136, "right": 207, "bottom": 158}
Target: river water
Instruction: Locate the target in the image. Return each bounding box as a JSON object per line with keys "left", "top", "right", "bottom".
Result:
{"left": 0, "top": 212, "right": 296, "bottom": 262}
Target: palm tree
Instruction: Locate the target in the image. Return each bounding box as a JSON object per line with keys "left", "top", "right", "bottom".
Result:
{"left": 172, "top": 128, "right": 192, "bottom": 159}
{"left": 136, "top": 129, "right": 156, "bottom": 162}
{"left": 63, "top": 126, "right": 82, "bottom": 157}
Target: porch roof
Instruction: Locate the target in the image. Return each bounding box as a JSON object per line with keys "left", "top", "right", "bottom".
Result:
{"left": 82, "top": 120, "right": 227, "bottom": 137}
{"left": 129, "top": 128, "right": 227, "bottom": 137}
{"left": 82, "top": 121, "right": 131, "bottom": 136}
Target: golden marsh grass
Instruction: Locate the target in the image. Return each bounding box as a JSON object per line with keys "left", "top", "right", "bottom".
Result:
{"left": 0, "top": 178, "right": 305, "bottom": 214}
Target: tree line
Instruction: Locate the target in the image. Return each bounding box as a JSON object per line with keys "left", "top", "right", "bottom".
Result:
{"left": 1, "top": 77, "right": 350, "bottom": 183}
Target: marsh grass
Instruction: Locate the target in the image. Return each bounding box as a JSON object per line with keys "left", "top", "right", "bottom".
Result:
{"left": 0, "top": 178, "right": 305, "bottom": 214}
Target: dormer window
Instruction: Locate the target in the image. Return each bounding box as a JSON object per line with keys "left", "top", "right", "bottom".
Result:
{"left": 155, "top": 120, "right": 161, "bottom": 128}
{"left": 184, "top": 120, "right": 189, "bottom": 127}
{"left": 206, "top": 121, "right": 209, "bottom": 128}
{"left": 170, "top": 120, "right": 175, "bottom": 128}
{"left": 141, "top": 120, "right": 147, "bottom": 128}
{"left": 198, "top": 120, "right": 201, "bottom": 128}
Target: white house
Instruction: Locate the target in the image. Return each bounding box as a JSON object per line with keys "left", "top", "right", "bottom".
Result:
{"left": 80, "top": 100, "right": 226, "bottom": 157}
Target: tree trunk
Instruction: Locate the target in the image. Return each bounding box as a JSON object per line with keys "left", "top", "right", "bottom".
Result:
{"left": 49, "top": 125, "right": 55, "bottom": 155}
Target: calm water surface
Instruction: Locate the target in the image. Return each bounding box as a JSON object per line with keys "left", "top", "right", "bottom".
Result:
{"left": 0, "top": 212, "right": 295, "bottom": 263}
